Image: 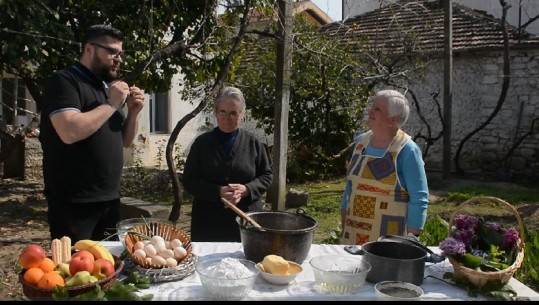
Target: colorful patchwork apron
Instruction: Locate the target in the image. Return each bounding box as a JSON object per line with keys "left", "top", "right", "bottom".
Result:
{"left": 341, "top": 129, "right": 411, "bottom": 245}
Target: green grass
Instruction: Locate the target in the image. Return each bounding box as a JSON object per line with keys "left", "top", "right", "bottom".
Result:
{"left": 286, "top": 178, "right": 345, "bottom": 244}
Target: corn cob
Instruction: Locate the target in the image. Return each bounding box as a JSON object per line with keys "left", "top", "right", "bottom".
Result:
{"left": 61, "top": 236, "right": 72, "bottom": 263}
{"left": 51, "top": 239, "right": 63, "bottom": 265}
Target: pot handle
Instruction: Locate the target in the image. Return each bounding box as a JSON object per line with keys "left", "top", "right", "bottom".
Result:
{"left": 344, "top": 245, "right": 364, "bottom": 255}
{"left": 296, "top": 208, "right": 308, "bottom": 216}
{"left": 378, "top": 235, "right": 446, "bottom": 263}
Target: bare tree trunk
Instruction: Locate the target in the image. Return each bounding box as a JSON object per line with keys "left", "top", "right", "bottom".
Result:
{"left": 166, "top": 0, "right": 255, "bottom": 223}
{"left": 500, "top": 117, "right": 539, "bottom": 165}
{"left": 454, "top": 1, "right": 511, "bottom": 175}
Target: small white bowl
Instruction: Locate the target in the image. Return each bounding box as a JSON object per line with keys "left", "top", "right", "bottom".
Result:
{"left": 256, "top": 261, "right": 303, "bottom": 285}
{"left": 375, "top": 281, "right": 424, "bottom": 300}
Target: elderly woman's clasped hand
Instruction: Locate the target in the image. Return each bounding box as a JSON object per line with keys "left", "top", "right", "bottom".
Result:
{"left": 220, "top": 184, "right": 248, "bottom": 205}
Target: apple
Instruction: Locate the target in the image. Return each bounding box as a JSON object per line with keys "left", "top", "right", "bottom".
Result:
{"left": 92, "top": 258, "right": 115, "bottom": 280}
{"left": 19, "top": 244, "right": 46, "bottom": 269}
{"left": 71, "top": 250, "right": 95, "bottom": 261}
{"left": 69, "top": 250, "right": 95, "bottom": 276}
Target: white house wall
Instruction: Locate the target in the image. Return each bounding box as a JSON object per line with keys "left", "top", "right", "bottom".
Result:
{"left": 399, "top": 48, "right": 539, "bottom": 178}
{"left": 140, "top": 74, "right": 210, "bottom": 169}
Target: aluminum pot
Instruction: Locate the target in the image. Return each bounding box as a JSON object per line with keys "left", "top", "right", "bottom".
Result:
{"left": 236, "top": 209, "right": 318, "bottom": 264}
{"left": 344, "top": 235, "right": 445, "bottom": 286}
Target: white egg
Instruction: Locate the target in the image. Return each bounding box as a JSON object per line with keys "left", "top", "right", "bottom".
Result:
{"left": 144, "top": 257, "right": 153, "bottom": 264}
{"left": 171, "top": 239, "right": 183, "bottom": 249}
{"left": 151, "top": 255, "right": 167, "bottom": 267}
{"left": 160, "top": 249, "right": 175, "bottom": 259}
{"left": 133, "top": 248, "right": 147, "bottom": 259}
{"left": 151, "top": 235, "right": 165, "bottom": 245}
{"left": 134, "top": 241, "right": 145, "bottom": 250}
{"left": 154, "top": 240, "right": 167, "bottom": 253}
{"left": 144, "top": 243, "right": 157, "bottom": 257}
{"left": 165, "top": 257, "right": 178, "bottom": 268}
{"left": 143, "top": 240, "right": 151, "bottom": 245}
{"left": 173, "top": 246, "right": 187, "bottom": 260}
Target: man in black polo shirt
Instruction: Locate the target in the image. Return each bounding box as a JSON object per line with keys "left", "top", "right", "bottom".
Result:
{"left": 39, "top": 24, "right": 145, "bottom": 243}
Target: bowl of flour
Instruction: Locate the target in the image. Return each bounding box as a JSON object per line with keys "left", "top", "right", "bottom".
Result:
{"left": 195, "top": 257, "right": 260, "bottom": 300}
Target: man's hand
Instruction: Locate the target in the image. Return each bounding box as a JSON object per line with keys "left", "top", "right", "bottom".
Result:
{"left": 108, "top": 81, "right": 130, "bottom": 109}
{"left": 126, "top": 86, "right": 145, "bottom": 114}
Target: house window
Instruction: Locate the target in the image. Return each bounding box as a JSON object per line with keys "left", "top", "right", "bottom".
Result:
{"left": 1, "top": 77, "right": 26, "bottom": 125}
{"left": 150, "top": 91, "right": 169, "bottom": 133}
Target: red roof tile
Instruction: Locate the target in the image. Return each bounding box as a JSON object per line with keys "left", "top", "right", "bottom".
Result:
{"left": 319, "top": 0, "right": 539, "bottom": 54}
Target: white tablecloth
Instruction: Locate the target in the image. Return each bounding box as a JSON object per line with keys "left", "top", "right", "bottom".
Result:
{"left": 102, "top": 241, "right": 539, "bottom": 301}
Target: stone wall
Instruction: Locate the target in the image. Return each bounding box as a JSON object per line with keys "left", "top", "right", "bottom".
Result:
{"left": 399, "top": 48, "right": 539, "bottom": 181}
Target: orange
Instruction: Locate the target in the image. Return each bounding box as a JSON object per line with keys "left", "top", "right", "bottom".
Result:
{"left": 36, "top": 271, "right": 65, "bottom": 290}
{"left": 23, "top": 267, "right": 45, "bottom": 286}
{"left": 38, "top": 257, "right": 56, "bottom": 273}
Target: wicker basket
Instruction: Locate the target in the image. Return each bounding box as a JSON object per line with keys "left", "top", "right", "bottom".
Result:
{"left": 123, "top": 251, "right": 198, "bottom": 283}
{"left": 125, "top": 222, "right": 192, "bottom": 268}
{"left": 446, "top": 196, "right": 525, "bottom": 289}
{"left": 20, "top": 254, "right": 124, "bottom": 301}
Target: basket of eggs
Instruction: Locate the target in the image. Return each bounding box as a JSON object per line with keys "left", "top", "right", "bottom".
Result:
{"left": 124, "top": 222, "right": 197, "bottom": 282}
{"left": 18, "top": 237, "right": 123, "bottom": 301}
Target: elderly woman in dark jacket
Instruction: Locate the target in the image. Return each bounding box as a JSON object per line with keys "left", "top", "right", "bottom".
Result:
{"left": 183, "top": 86, "right": 273, "bottom": 242}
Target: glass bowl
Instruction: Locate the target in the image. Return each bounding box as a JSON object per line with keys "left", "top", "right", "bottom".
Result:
{"left": 195, "top": 257, "right": 259, "bottom": 300}
{"left": 309, "top": 255, "right": 371, "bottom": 294}
{"left": 374, "top": 281, "right": 424, "bottom": 300}
{"left": 115, "top": 217, "right": 173, "bottom": 248}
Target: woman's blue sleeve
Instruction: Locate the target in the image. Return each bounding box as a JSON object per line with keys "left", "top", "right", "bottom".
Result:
{"left": 397, "top": 141, "right": 429, "bottom": 230}
{"left": 341, "top": 180, "right": 352, "bottom": 211}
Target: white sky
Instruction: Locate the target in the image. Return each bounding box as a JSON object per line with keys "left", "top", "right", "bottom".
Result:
{"left": 218, "top": 1, "right": 343, "bottom": 22}
{"left": 310, "top": 0, "right": 343, "bottom": 21}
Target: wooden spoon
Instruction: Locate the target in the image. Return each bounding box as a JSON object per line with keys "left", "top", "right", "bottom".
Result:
{"left": 220, "top": 197, "right": 265, "bottom": 230}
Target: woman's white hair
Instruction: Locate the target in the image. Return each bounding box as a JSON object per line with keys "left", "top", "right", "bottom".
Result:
{"left": 375, "top": 89, "right": 410, "bottom": 126}
{"left": 214, "top": 86, "right": 246, "bottom": 113}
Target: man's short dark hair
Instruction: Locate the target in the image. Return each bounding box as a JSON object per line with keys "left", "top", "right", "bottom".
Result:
{"left": 83, "top": 24, "right": 124, "bottom": 45}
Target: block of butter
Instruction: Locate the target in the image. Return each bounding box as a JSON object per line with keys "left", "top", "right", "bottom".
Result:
{"left": 262, "top": 254, "right": 290, "bottom": 275}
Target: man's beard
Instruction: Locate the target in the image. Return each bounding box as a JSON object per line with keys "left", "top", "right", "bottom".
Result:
{"left": 98, "top": 66, "right": 119, "bottom": 83}
{"left": 92, "top": 55, "right": 119, "bottom": 83}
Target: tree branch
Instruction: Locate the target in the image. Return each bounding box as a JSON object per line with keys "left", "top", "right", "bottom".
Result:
{"left": 166, "top": 0, "right": 255, "bottom": 222}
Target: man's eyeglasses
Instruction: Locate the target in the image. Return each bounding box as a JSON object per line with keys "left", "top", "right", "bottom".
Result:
{"left": 217, "top": 110, "right": 241, "bottom": 119}
{"left": 90, "top": 42, "right": 124, "bottom": 59}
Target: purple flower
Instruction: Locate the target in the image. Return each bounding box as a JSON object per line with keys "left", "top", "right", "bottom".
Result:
{"left": 440, "top": 237, "right": 467, "bottom": 256}
{"left": 454, "top": 228, "right": 475, "bottom": 248}
{"left": 503, "top": 227, "right": 520, "bottom": 249}
{"left": 453, "top": 214, "right": 479, "bottom": 232}
{"left": 489, "top": 223, "right": 503, "bottom": 233}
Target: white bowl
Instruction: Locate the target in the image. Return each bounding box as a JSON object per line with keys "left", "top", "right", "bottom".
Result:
{"left": 375, "top": 281, "right": 424, "bottom": 300}
{"left": 309, "top": 255, "right": 371, "bottom": 294}
{"left": 256, "top": 261, "right": 303, "bottom": 285}
{"left": 195, "top": 257, "right": 259, "bottom": 300}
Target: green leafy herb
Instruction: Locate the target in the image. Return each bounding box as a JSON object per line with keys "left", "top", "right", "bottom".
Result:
{"left": 443, "top": 271, "right": 519, "bottom": 301}
{"left": 52, "top": 271, "right": 153, "bottom": 301}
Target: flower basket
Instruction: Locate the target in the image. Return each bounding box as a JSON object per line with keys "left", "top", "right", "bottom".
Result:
{"left": 446, "top": 196, "right": 525, "bottom": 289}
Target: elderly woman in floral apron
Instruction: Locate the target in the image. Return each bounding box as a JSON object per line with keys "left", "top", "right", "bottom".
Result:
{"left": 340, "top": 89, "right": 429, "bottom": 245}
